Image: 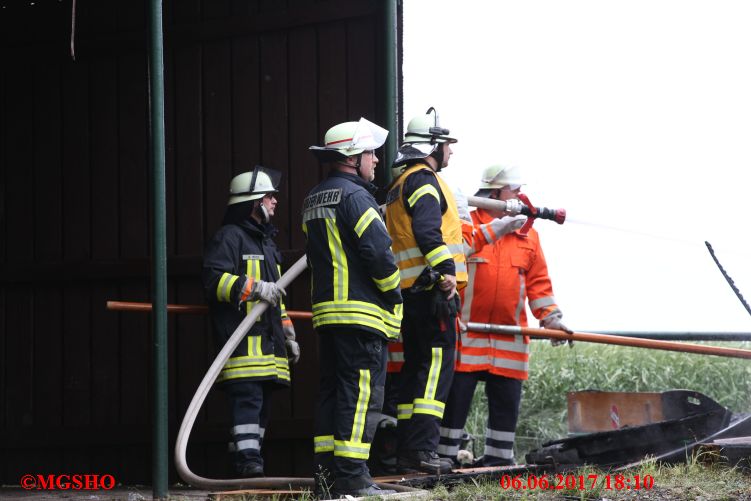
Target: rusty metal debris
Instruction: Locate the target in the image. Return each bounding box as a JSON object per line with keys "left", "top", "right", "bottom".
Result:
{"left": 377, "top": 390, "right": 751, "bottom": 490}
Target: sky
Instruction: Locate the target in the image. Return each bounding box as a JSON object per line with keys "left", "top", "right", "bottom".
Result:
{"left": 403, "top": 0, "right": 751, "bottom": 332}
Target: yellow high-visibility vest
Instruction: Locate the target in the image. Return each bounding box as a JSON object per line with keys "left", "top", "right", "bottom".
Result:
{"left": 385, "top": 164, "right": 468, "bottom": 290}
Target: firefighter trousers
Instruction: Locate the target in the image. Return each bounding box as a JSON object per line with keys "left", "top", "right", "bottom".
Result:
{"left": 438, "top": 371, "right": 522, "bottom": 465}
{"left": 313, "top": 327, "right": 387, "bottom": 489}
{"left": 226, "top": 380, "right": 273, "bottom": 472}
{"left": 396, "top": 290, "right": 457, "bottom": 453}
{"left": 382, "top": 371, "right": 403, "bottom": 419}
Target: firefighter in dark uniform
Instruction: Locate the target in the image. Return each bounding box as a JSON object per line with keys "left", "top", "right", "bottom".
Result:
{"left": 385, "top": 107, "right": 467, "bottom": 474}
{"left": 305, "top": 118, "right": 402, "bottom": 498}
{"left": 202, "top": 166, "right": 300, "bottom": 478}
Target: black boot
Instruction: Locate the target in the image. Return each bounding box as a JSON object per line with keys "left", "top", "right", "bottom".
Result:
{"left": 397, "top": 450, "right": 453, "bottom": 474}
{"left": 331, "top": 477, "right": 396, "bottom": 498}
{"left": 237, "top": 462, "right": 264, "bottom": 478}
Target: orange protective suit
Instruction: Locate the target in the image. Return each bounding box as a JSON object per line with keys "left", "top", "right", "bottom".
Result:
{"left": 456, "top": 208, "right": 561, "bottom": 380}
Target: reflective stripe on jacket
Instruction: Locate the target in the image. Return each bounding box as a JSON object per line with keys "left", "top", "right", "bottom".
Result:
{"left": 385, "top": 164, "right": 467, "bottom": 289}
{"left": 456, "top": 209, "right": 560, "bottom": 380}
{"left": 303, "top": 171, "right": 403, "bottom": 340}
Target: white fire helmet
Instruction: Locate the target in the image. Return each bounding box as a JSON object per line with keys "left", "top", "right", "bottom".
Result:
{"left": 479, "top": 164, "right": 525, "bottom": 190}
{"left": 309, "top": 118, "right": 389, "bottom": 162}
{"left": 392, "top": 107, "right": 457, "bottom": 177}
{"left": 228, "top": 165, "right": 281, "bottom": 205}
{"left": 474, "top": 165, "right": 525, "bottom": 198}
{"left": 403, "top": 107, "right": 457, "bottom": 145}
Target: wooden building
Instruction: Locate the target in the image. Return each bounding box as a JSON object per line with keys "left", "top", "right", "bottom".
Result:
{"left": 0, "top": 0, "right": 402, "bottom": 484}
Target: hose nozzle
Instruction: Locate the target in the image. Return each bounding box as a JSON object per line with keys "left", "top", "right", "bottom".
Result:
{"left": 522, "top": 205, "right": 566, "bottom": 225}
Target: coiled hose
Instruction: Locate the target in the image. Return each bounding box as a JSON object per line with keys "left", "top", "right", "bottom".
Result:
{"left": 173, "top": 255, "right": 414, "bottom": 493}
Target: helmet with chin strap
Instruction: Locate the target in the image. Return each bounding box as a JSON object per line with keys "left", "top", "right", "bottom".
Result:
{"left": 228, "top": 165, "right": 281, "bottom": 205}
{"left": 226, "top": 165, "right": 282, "bottom": 224}
{"left": 309, "top": 118, "right": 389, "bottom": 176}
{"left": 404, "top": 107, "right": 457, "bottom": 145}
{"left": 393, "top": 107, "right": 457, "bottom": 176}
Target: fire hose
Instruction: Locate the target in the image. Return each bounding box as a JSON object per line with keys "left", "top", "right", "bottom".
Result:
{"left": 467, "top": 194, "right": 566, "bottom": 234}
{"left": 115, "top": 196, "right": 563, "bottom": 491}
{"left": 108, "top": 193, "right": 751, "bottom": 491}
{"left": 171, "top": 256, "right": 315, "bottom": 490}
{"left": 168, "top": 257, "right": 414, "bottom": 493}
{"left": 467, "top": 194, "right": 564, "bottom": 221}
{"left": 465, "top": 323, "right": 751, "bottom": 360}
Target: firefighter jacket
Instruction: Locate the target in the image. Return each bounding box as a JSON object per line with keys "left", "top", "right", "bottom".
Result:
{"left": 456, "top": 208, "right": 561, "bottom": 380}
{"left": 386, "top": 218, "right": 502, "bottom": 373}
{"left": 385, "top": 164, "right": 468, "bottom": 290}
{"left": 302, "top": 171, "right": 403, "bottom": 340}
{"left": 202, "top": 218, "right": 292, "bottom": 385}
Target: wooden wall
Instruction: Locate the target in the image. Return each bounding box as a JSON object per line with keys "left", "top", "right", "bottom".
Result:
{"left": 0, "top": 0, "right": 400, "bottom": 484}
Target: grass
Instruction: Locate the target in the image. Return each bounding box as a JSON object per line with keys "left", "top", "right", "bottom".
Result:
{"left": 217, "top": 455, "right": 751, "bottom": 500}
{"left": 217, "top": 342, "right": 751, "bottom": 500}
{"left": 465, "top": 340, "right": 751, "bottom": 457}
{"left": 418, "top": 458, "right": 751, "bottom": 500}
{"left": 217, "top": 458, "right": 751, "bottom": 500}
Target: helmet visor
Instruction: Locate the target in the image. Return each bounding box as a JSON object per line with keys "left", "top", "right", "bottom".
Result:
{"left": 393, "top": 143, "right": 438, "bottom": 166}
{"left": 351, "top": 117, "right": 389, "bottom": 152}
{"left": 247, "top": 165, "right": 281, "bottom": 195}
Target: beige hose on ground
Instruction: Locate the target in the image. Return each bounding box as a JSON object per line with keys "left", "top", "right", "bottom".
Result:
{"left": 172, "top": 256, "right": 414, "bottom": 493}
{"left": 169, "top": 196, "right": 512, "bottom": 491}
{"left": 173, "top": 256, "right": 316, "bottom": 490}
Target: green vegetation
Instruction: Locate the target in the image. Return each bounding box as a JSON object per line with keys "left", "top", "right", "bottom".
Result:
{"left": 220, "top": 342, "right": 751, "bottom": 500}
{"left": 465, "top": 341, "right": 751, "bottom": 458}
{"left": 220, "top": 456, "right": 751, "bottom": 500}
{"left": 419, "top": 458, "right": 751, "bottom": 500}
{"left": 223, "top": 459, "right": 751, "bottom": 501}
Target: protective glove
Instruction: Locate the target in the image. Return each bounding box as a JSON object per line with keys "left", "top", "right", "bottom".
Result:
{"left": 430, "top": 289, "right": 461, "bottom": 320}
{"left": 541, "top": 314, "right": 574, "bottom": 347}
{"left": 249, "top": 280, "right": 285, "bottom": 306}
{"left": 453, "top": 189, "right": 472, "bottom": 222}
{"left": 282, "top": 319, "right": 300, "bottom": 364}
{"left": 503, "top": 198, "right": 523, "bottom": 215}
{"left": 285, "top": 339, "right": 300, "bottom": 364}
{"left": 480, "top": 215, "right": 527, "bottom": 243}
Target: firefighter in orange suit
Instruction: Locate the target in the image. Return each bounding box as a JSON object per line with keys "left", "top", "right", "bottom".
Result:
{"left": 438, "top": 164, "right": 571, "bottom": 467}
{"left": 385, "top": 107, "right": 467, "bottom": 474}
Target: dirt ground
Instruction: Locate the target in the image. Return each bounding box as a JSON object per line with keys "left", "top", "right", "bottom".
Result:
{"left": 0, "top": 486, "right": 213, "bottom": 501}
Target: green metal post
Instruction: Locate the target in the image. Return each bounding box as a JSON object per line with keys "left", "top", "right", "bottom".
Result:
{"left": 147, "top": 0, "right": 168, "bottom": 498}
{"left": 383, "top": 0, "right": 399, "bottom": 184}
